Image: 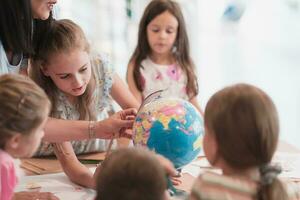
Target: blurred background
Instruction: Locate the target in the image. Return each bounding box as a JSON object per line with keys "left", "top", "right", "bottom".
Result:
{"left": 54, "top": 0, "right": 300, "bottom": 148}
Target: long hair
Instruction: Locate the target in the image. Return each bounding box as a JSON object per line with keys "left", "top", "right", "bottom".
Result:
{"left": 0, "top": 74, "right": 50, "bottom": 149}
{"left": 129, "top": 0, "right": 198, "bottom": 99}
{"left": 0, "top": 0, "right": 33, "bottom": 54}
{"left": 32, "top": 12, "right": 54, "bottom": 55}
{"left": 30, "top": 19, "right": 95, "bottom": 120}
{"left": 204, "top": 83, "right": 288, "bottom": 200}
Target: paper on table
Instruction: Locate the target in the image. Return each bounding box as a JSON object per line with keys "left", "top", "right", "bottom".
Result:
{"left": 189, "top": 157, "right": 211, "bottom": 168}
{"left": 181, "top": 157, "right": 222, "bottom": 178}
{"left": 15, "top": 169, "right": 96, "bottom": 200}
{"left": 272, "top": 152, "right": 300, "bottom": 179}
{"left": 181, "top": 164, "right": 203, "bottom": 177}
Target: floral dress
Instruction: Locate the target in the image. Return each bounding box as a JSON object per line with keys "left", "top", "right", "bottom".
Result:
{"left": 35, "top": 53, "right": 115, "bottom": 156}
{"left": 140, "top": 57, "right": 189, "bottom": 100}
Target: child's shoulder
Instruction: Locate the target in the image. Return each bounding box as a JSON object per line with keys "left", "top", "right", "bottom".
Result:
{"left": 0, "top": 150, "right": 22, "bottom": 177}
{"left": 0, "top": 150, "right": 14, "bottom": 166}
{"left": 90, "top": 51, "right": 110, "bottom": 67}
{"left": 282, "top": 179, "right": 300, "bottom": 199}
{"left": 140, "top": 57, "right": 161, "bottom": 67}
{"left": 90, "top": 51, "right": 114, "bottom": 76}
{"left": 190, "top": 172, "right": 257, "bottom": 200}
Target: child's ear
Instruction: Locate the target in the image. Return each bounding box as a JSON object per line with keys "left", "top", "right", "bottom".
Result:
{"left": 41, "top": 65, "right": 50, "bottom": 76}
{"left": 209, "top": 132, "right": 224, "bottom": 168}
{"left": 203, "top": 127, "right": 219, "bottom": 166}
{"left": 5, "top": 133, "right": 22, "bottom": 154}
{"left": 210, "top": 133, "right": 219, "bottom": 161}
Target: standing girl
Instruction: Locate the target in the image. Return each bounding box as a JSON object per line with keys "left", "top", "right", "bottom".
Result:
{"left": 127, "top": 0, "right": 202, "bottom": 114}
{"left": 30, "top": 19, "right": 139, "bottom": 188}
{"left": 0, "top": 74, "right": 57, "bottom": 200}
{"left": 189, "top": 84, "right": 300, "bottom": 200}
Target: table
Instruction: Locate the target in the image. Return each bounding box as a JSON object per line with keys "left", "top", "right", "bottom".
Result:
{"left": 18, "top": 140, "right": 300, "bottom": 199}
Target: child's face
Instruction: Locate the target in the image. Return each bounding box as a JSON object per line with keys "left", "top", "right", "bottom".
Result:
{"left": 42, "top": 49, "right": 92, "bottom": 99}
{"left": 13, "top": 117, "right": 48, "bottom": 158}
{"left": 147, "top": 11, "right": 178, "bottom": 56}
{"left": 31, "top": 0, "right": 57, "bottom": 20}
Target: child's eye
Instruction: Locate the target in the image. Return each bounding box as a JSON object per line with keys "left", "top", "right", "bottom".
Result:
{"left": 80, "top": 67, "right": 88, "bottom": 73}
{"left": 60, "top": 74, "right": 69, "bottom": 79}
{"left": 151, "top": 29, "right": 160, "bottom": 33}
{"left": 167, "top": 29, "right": 175, "bottom": 34}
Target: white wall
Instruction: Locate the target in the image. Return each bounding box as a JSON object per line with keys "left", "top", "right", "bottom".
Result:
{"left": 55, "top": 0, "right": 300, "bottom": 148}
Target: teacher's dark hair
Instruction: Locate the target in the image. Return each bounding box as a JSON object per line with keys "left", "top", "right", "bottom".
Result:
{"left": 0, "top": 0, "right": 33, "bottom": 54}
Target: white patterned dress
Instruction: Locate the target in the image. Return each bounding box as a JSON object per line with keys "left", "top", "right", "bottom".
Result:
{"left": 35, "top": 53, "right": 115, "bottom": 156}
{"left": 140, "top": 57, "right": 189, "bottom": 100}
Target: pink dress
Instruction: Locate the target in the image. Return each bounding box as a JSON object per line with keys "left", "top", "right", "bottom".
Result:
{"left": 0, "top": 150, "right": 18, "bottom": 200}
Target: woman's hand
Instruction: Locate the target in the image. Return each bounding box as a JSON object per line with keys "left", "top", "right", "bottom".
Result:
{"left": 95, "top": 108, "right": 137, "bottom": 139}
{"left": 12, "top": 192, "right": 59, "bottom": 200}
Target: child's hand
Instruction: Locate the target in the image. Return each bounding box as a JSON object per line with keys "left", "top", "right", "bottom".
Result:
{"left": 155, "top": 154, "right": 182, "bottom": 186}
{"left": 12, "top": 192, "right": 59, "bottom": 200}
{"left": 95, "top": 108, "right": 137, "bottom": 139}
{"left": 170, "top": 176, "right": 182, "bottom": 186}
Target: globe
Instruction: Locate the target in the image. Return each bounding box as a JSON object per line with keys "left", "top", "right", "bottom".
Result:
{"left": 133, "top": 97, "right": 204, "bottom": 168}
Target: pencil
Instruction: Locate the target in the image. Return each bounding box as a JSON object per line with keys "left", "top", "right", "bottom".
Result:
{"left": 106, "top": 138, "right": 114, "bottom": 156}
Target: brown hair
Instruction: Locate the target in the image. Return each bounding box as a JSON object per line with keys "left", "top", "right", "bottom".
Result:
{"left": 204, "top": 83, "right": 288, "bottom": 200}
{"left": 0, "top": 74, "right": 51, "bottom": 149}
{"left": 30, "top": 19, "right": 95, "bottom": 120}
{"left": 96, "top": 148, "right": 167, "bottom": 200}
{"left": 129, "top": 0, "right": 198, "bottom": 99}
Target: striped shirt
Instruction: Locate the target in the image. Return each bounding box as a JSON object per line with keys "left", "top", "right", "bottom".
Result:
{"left": 189, "top": 172, "right": 300, "bottom": 200}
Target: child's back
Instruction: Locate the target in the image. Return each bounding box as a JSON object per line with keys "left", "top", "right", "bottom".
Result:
{"left": 189, "top": 83, "right": 300, "bottom": 200}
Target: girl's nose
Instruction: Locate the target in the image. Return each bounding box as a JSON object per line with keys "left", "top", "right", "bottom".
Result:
{"left": 159, "top": 30, "right": 168, "bottom": 39}
{"left": 73, "top": 74, "right": 83, "bottom": 87}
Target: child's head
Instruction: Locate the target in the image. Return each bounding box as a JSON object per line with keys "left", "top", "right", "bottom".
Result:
{"left": 203, "top": 83, "right": 287, "bottom": 200}
{"left": 136, "top": 0, "right": 188, "bottom": 57}
{"left": 0, "top": 74, "right": 50, "bottom": 158}
{"left": 96, "top": 148, "right": 168, "bottom": 200}
{"left": 203, "top": 83, "right": 279, "bottom": 169}
{"left": 31, "top": 19, "right": 94, "bottom": 120}
{"left": 130, "top": 0, "right": 198, "bottom": 98}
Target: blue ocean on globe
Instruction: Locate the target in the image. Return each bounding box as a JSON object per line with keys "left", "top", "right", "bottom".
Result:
{"left": 133, "top": 97, "right": 204, "bottom": 168}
